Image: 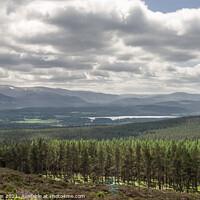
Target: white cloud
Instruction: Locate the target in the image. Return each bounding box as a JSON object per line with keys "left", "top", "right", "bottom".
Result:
{"left": 0, "top": 0, "right": 200, "bottom": 94}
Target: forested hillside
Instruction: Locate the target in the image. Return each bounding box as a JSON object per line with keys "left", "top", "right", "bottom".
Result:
{"left": 0, "top": 139, "right": 200, "bottom": 195}
{"left": 0, "top": 115, "right": 200, "bottom": 142}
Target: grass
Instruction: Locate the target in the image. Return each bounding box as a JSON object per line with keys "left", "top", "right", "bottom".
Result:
{"left": 14, "top": 118, "right": 60, "bottom": 124}
{"left": 0, "top": 167, "right": 200, "bottom": 200}
{"left": 44, "top": 174, "right": 200, "bottom": 194}
{"left": 54, "top": 115, "right": 69, "bottom": 119}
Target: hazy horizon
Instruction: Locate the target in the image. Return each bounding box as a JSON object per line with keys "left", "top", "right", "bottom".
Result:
{"left": 1, "top": 84, "right": 200, "bottom": 95}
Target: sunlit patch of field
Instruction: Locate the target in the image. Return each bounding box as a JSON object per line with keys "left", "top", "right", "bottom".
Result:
{"left": 14, "top": 118, "right": 60, "bottom": 124}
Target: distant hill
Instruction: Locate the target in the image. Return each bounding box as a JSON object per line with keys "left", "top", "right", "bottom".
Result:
{"left": 0, "top": 86, "right": 91, "bottom": 108}
{"left": 0, "top": 85, "right": 200, "bottom": 116}
{"left": 106, "top": 97, "right": 154, "bottom": 106}
{"left": 0, "top": 85, "right": 120, "bottom": 104}
{"left": 148, "top": 92, "right": 200, "bottom": 102}
{"left": 120, "top": 92, "right": 200, "bottom": 102}
{"left": 154, "top": 100, "right": 200, "bottom": 113}
{"left": 110, "top": 93, "right": 200, "bottom": 107}
{"left": 0, "top": 94, "right": 16, "bottom": 109}
{"left": 16, "top": 91, "right": 91, "bottom": 107}
{"left": 31, "top": 86, "right": 120, "bottom": 103}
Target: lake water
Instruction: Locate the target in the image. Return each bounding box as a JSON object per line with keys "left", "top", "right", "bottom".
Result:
{"left": 88, "top": 116, "right": 178, "bottom": 121}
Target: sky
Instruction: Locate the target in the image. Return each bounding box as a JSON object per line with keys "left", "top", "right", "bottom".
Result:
{"left": 0, "top": 0, "right": 200, "bottom": 94}
{"left": 145, "top": 0, "right": 200, "bottom": 13}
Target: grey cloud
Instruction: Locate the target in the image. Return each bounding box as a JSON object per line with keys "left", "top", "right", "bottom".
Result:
{"left": 0, "top": 68, "right": 9, "bottom": 78}
{"left": 100, "top": 62, "right": 144, "bottom": 73}
{"left": 19, "top": 3, "right": 200, "bottom": 65}
{"left": 44, "top": 74, "right": 86, "bottom": 82}
{"left": 90, "top": 70, "right": 110, "bottom": 78}
{"left": 48, "top": 7, "right": 121, "bottom": 32}
{"left": 0, "top": 53, "right": 93, "bottom": 71}
{"left": 22, "top": 55, "right": 92, "bottom": 70}
{"left": 45, "top": 5, "right": 200, "bottom": 63}
{"left": 163, "top": 50, "right": 197, "bottom": 62}
{"left": 117, "top": 54, "right": 134, "bottom": 61}
{"left": 0, "top": 0, "right": 200, "bottom": 93}
{"left": 27, "top": 69, "right": 87, "bottom": 83}
{"left": 118, "top": 7, "right": 200, "bottom": 62}
{"left": 23, "top": 7, "right": 120, "bottom": 54}
{"left": 183, "top": 17, "right": 200, "bottom": 37}
{"left": 6, "top": 0, "right": 32, "bottom": 14}
{"left": 166, "top": 66, "right": 177, "bottom": 72}
{"left": 123, "top": 6, "right": 151, "bottom": 34}
{"left": 20, "top": 30, "right": 114, "bottom": 56}
{"left": 142, "top": 71, "right": 156, "bottom": 78}
{"left": 0, "top": 53, "right": 21, "bottom": 66}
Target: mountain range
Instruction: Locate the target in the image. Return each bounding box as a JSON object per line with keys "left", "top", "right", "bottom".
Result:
{"left": 0, "top": 85, "right": 200, "bottom": 116}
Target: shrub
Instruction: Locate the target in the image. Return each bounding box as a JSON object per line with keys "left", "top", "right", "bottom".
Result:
{"left": 96, "top": 191, "right": 105, "bottom": 199}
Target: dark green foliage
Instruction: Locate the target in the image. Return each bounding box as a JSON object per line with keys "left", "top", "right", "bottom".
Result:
{"left": 0, "top": 115, "right": 200, "bottom": 143}
{"left": 0, "top": 139, "right": 199, "bottom": 194}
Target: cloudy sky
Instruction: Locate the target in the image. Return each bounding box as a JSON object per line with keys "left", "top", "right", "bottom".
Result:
{"left": 0, "top": 0, "right": 200, "bottom": 94}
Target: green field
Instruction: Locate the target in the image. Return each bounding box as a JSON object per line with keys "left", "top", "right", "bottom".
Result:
{"left": 14, "top": 118, "right": 60, "bottom": 124}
